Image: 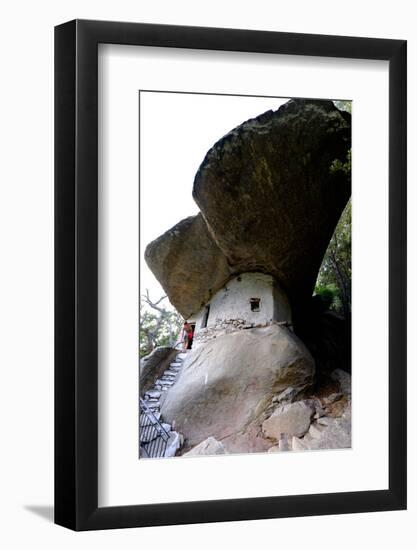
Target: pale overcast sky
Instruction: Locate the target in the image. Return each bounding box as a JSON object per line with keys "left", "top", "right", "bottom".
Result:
{"left": 140, "top": 92, "right": 289, "bottom": 310}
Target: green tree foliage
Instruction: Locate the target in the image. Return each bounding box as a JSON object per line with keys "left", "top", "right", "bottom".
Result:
{"left": 139, "top": 290, "right": 183, "bottom": 358}
{"left": 315, "top": 200, "right": 351, "bottom": 319}
{"left": 315, "top": 100, "right": 352, "bottom": 318}
{"left": 333, "top": 100, "right": 352, "bottom": 114}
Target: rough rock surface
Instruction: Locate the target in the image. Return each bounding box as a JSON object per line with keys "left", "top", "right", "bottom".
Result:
{"left": 193, "top": 99, "right": 351, "bottom": 306}
{"left": 292, "top": 412, "right": 351, "bottom": 450}
{"left": 145, "top": 214, "right": 231, "bottom": 318}
{"left": 262, "top": 400, "right": 315, "bottom": 439}
{"left": 145, "top": 100, "right": 350, "bottom": 317}
{"left": 268, "top": 369, "right": 351, "bottom": 452}
{"left": 272, "top": 386, "right": 301, "bottom": 405}
{"left": 184, "top": 437, "right": 227, "bottom": 457}
{"left": 160, "top": 325, "right": 315, "bottom": 453}
{"left": 164, "top": 432, "right": 183, "bottom": 458}
{"left": 331, "top": 368, "right": 352, "bottom": 396}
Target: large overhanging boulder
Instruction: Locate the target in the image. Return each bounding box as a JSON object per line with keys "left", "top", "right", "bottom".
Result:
{"left": 145, "top": 99, "right": 350, "bottom": 319}
{"left": 144, "top": 214, "right": 231, "bottom": 318}
{"left": 193, "top": 99, "right": 351, "bottom": 306}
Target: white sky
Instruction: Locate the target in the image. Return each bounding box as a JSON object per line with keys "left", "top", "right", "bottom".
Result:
{"left": 140, "top": 91, "right": 289, "bottom": 309}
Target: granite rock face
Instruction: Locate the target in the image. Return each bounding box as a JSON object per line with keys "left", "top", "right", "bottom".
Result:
{"left": 262, "top": 400, "right": 315, "bottom": 439}
{"left": 270, "top": 369, "right": 352, "bottom": 452}
{"left": 160, "top": 324, "right": 315, "bottom": 453}
{"left": 144, "top": 214, "right": 231, "bottom": 318}
{"left": 292, "top": 412, "right": 351, "bottom": 450}
{"left": 193, "top": 99, "right": 351, "bottom": 307}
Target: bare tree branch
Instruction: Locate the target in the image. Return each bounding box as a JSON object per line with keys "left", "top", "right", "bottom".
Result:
{"left": 141, "top": 289, "right": 169, "bottom": 315}
{"left": 139, "top": 289, "right": 182, "bottom": 357}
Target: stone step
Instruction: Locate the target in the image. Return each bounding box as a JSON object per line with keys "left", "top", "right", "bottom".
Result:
{"left": 145, "top": 402, "right": 159, "bottom": 407}
{"left": 164, "top": 369, "right": 178, "bottom": 376}
{"left": 170, "top": 362, "right": 182, "bottom": 368}
{"left": 145, "top": 390, "right": 161, "bottom": 399}
{"left": 156, "top": 379, "right": 174, "bottom": 386}
{"left": 176, "top": 353, "right": 188, "bottom": 361}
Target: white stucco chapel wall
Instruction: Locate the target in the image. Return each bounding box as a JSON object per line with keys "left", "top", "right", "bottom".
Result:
{"left": 189, "top": 272, "right": 292, "bottom": 334}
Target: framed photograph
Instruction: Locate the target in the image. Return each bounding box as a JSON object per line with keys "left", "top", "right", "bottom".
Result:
{"left": 55, "top": 20, "right": 406, "bottom": 530}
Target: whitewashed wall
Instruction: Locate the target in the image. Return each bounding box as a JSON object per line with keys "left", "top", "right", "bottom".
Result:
{"left": 189, "top": 272, "right": 291, "bottom": 333}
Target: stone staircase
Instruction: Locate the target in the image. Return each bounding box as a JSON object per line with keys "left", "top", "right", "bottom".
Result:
{"left": 139, "top": 350, "right": 187, "bottom": 458}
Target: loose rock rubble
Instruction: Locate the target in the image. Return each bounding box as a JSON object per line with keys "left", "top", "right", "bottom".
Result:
{"left": 262, "top": 370, "right": 352, "bottom": 453}
{"left": 183, "top": 437, "right": 227, "bottom": 457}
{"left": 193, "top": 319, "right": 293, "bottom": 346}
{"left": 262, "top": 400, "right": 315, "bottom": 439}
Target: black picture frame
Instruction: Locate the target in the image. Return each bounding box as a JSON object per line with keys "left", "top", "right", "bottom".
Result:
{"left": 55, "top": 19, "right": 407, "bottom": 531}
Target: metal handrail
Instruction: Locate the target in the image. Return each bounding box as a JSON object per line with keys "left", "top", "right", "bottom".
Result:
{"left": 139, "top": 398, "right": 171, "bottom": 458}
{"left": 139, "top": 345, "right": 187, "bottom": 458}
{"left": 172, "top": 338, "right": 186, "bottom": 350}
